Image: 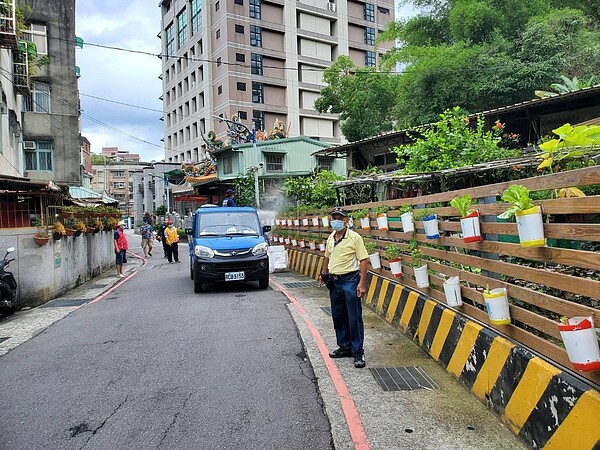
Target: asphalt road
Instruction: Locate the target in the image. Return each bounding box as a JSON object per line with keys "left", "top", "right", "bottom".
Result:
{"left": 0, "top": 255, "right": 332, "bottom": 449}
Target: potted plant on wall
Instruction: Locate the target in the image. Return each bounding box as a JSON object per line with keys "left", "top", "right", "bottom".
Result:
{"left": 410, "top": 248, "right": 430, "bottom": 288}
{"left": 32, "top": 219, "right": 50, "bottom": 246}
{"left": 399, "top": 204, "right": 414, "bottom": 233}
{"left": 558, "top": 316, "right": 600, "bottom": 372}
{"left": 414, "top": 208, "right": 440, "bottom": 239}
{"left": 53, "top": 221, "right": 66, "bottom": 241}
{"left": 498, "top": 185, "right": 545, "bottom": 247}
{"left": 351, "top": 209, "right": 371, "bottom": 230}
{"left": 384, "top": 244, "right": 402, "bottom": 277}
{"left": 364, "top": 240, "right": 381, "bottom": 269}
{"left": 374, "top": 206, "right": 389, "bottom": 231}
{"left": 75, "top": 219, "right": 87, "bottom": 236}
{"left": 450, "top": 194, "right": 481, "bottom": 243}
{"left": 63, "top": 215, "right": 77, "bottom": 236}
{"left": 483, "top": 285, "right": 511, "bottom": 325}
{"left": 320, "top": 207, "right": 330, "bottom": 228}
{"left": 443, "top": 275, "right": 462, "bottom": 307}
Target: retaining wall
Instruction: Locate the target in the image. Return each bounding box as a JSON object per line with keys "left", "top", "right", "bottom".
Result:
{"left": 0, "top": 228, "right": 115, "bottom": 308}
{"left": 287, "top": 249, "right": 600, "bottom": 450}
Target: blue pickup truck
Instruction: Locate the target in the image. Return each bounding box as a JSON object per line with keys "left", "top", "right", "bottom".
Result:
{"left": 187, "top": 206, "right": 271, "bottom": 293}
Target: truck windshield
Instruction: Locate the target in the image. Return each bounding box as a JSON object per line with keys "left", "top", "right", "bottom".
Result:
{"left": 198, "top": 212, "right": 261, "bottom": 236}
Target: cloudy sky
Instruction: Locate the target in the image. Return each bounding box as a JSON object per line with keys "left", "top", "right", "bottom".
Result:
{"left": 76, "top": 1, "right": 165, "bottom": 162}
{"left": 75, "top": 1, "right": 415, "bottom": 163}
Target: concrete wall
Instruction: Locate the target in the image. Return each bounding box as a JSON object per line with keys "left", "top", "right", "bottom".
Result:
{"left": 0, "top": 228, "right": 114, "bottom": 308}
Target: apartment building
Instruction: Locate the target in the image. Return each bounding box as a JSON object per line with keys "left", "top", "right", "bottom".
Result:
{"left": 159, "top": 0, "right": 394, "bottom": 164}
{"left": 92, "top": 162, "right": 149, "bottom": 217}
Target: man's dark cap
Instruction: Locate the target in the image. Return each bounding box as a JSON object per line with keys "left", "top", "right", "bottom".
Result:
{"left": 226, "top": 189, "right": 234, "bottom": 194}
{"left": 330, "top": 207, "right": 348, "bottom": 217}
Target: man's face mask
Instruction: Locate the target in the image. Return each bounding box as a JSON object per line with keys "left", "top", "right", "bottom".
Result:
{"left": 331, "top": 219, "right": 345, "bottom": 231}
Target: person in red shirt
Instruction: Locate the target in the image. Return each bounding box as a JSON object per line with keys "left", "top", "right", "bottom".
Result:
{"left": 114, "top": 221, "right": 129, "bottom": 278}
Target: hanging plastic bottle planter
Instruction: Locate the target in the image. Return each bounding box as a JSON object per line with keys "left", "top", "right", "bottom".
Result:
{"left": 279, "top": 236, "right": 284, "bottom": 243}
{"left": 319, "top": 241, "right": 326, "bottom": 252}
{"left": 321, "top": 216, "right": 330, "bottom": 228}
{"left": 558, "top": 317, "right": 600, "bottom": 372}
{"left": 483, "top": 287, "right": 511, "bottom": 325}
{"left": 299, "top": 239, "right": 305, "bottom": 248}
{"left": 302, "top": 217, "right": 309, "bottom": 226}
{"left": 311, "top": 217, "right": 319, "bottom": 227}
{"left": 293, "top": 218, "right": 300, "bottom": 227}
{"left": 360, "top": 217, "right": 370, "bottom": 230}
{"left": 287, "top": 219, "right": 293, "bottom": 227}
{"left": 443, "top": 276, "right": 462, "bottom": 307}
{"left": 376, "top": 214, "right": 389, "bottom": 231}
{"left": 413, "top": 265, "right": 429, "bottom": 288}
{"left": 284, "top": 237, "right": 290, "bottom": 245}
{"left": 401, "top": 212, "right": 415, "bottom": 233}
{"left": 275, "top": 219, "right": 281, "bottom": 226}
{"left": 389, "top": 258, "right": 402, "bottom": 277}
{"left": 460, "top": 210, "right": 482, "bottom": 243}
{"left": 368, "top": 251, "right": 381, "bottom": 269}
{"left": 515, "top": 206, "right": 545, "bottom": 247}
{"left": 423, "top": 214, "right": 440, "bottom": 239}
{"left": 309, "top": 241, "right": 316, "bottom": 250}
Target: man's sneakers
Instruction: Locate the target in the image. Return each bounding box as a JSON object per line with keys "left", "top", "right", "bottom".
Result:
{"left": 329, "top": 347, "right": 352, "bottom": 358}
{"left": 353, "top": 354, "right": 366, "bottom": 368}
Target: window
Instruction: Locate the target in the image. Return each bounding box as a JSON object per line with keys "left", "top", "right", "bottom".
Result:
{"left": 24, "top": 141, "right": 53, "bottom": 171}
{"left": 238, "top": 111, "right": 248, "bottom": 120}
{"left": 249, "top": 0, "right": 261, "bottom": 19}
{"left": 166, "top": 23, "right": 175, "bottom": 56}
{"left": 191, "top": 0, "right": 202, "bottom": 35}
{"left": 234, "top": 0, "right": 243, "bottom": 4}
{"left": 237, "top": 82, "right": 246, "bottom": 91}
{"left": 24, "top": 82, "right": 50, "bottom": 112}
{"left": 365, "top": 50, "right": 375, "bottom": 67}
{"left": 250, "top": 25, "right": 262, "bottom": 47}
{"left": 317, "top": 157, "right": 334, "bottom": 171}
{"left": 364, "top": 3, "right": 375, "bottom": 22}
{"left": 265, "top": 154, "right": 283, "bottom": 172}
{"left": 235, "top": 52, "right": 246, "bottom": 62}
{"left": 252, "top": 82, "right": 264, "bottom": 103}
{"left": 223, "top": 156, "right": 233, "bottom": 174}
{"left": 113, "top": 182, "right": 125, "bottom": 189}
{"left": 253, "top": 110, "right": 264, "bottom": 130}
{"left": 218, "top": 85, "right": 223, "bottom": 95}
{"left": 365, "top": 27, "right": 375, "bottom": 45}
{"left": 113, "top": 171, "right": 125, "bottom": 177}
{"left": 23, "top": 22, "right": 47, "bottom": 54}
{"left": 235, "top": 24, "right": 244, "bottom": 34}
{"left": 251, "top": 53, "right": 263, "bottom": 75}
{"left": 216, "top": 29, "right": 220, "bottom": 39}
{"left": 377, "top": 6, "right": 390, "bottom": 14}
{"left": 177, "top": 10, "right": 187, "bottom": 47}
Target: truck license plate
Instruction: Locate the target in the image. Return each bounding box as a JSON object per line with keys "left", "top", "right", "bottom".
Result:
{"left": 225, "top": 271, "right": 245, "bottom": 281}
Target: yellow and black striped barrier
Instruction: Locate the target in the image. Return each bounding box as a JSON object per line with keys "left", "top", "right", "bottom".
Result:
{"left": 286, "top": 249, "right": 600, "bottom": 450}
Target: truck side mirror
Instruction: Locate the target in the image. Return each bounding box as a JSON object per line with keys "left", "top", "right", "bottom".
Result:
{"left": 262, "top": 225, "right": 271, "bottom": 233}
{"left": 185, "top": 227, "right": 193, "bottom": 235}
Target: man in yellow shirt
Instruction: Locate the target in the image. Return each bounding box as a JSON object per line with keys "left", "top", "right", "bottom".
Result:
{"left": 320, "top": 208, "right": 369, "bottom": 368}
{"left": 164, "top": 220, "right": 181, "bottom": 264}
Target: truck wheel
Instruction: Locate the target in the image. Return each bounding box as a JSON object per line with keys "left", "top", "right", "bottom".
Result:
{"left": 259, "top": 277, "right": 269, "bottom": 289}
{"left": 193, "top": 267, "right": 203, "bottom": 293}
{"left": 190, "top": 263, "right": 194, "bottom": 280}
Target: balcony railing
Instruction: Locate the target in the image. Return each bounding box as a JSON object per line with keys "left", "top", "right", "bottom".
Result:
{"left": 0, "top": 0, "right": 17, "bottom": 49}
{"left": 13, "top": 41, "right": 29, "bottom": 94}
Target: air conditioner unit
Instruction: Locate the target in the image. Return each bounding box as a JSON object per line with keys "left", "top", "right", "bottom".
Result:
{"left": 327, "top": 2, "right": 336, "bottom": 12}
{"left": 23, "top": 140, "right": 35, "bottom": 149}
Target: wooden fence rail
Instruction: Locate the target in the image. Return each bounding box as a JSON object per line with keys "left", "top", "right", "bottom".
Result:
{"left": 273, "top": 166, "right": 600, "bottom": 385}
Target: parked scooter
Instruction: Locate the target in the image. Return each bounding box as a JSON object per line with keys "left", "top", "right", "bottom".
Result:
{"left": 0, "top": 247, "right": 16, "bottom": 317}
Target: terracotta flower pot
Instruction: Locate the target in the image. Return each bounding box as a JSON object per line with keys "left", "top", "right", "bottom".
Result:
{"left": 65, "top": 228, "right": 76, "bottom": 237}
{"left": 34, "top": 236, "right": 50, "bottom": 246}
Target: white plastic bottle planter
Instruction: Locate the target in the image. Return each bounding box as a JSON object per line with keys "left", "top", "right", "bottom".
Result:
{"left": 401, "top": 212, "right": 415, "bottom": 233}
{"left": 321, "top": 216, "right": 330, "bottom": 228}
{"left": 279, "top": 236, "right": 284, "bottom": 243}
{"left": 302, "top": 218, "right": 309, "bottom": 226}
{"left": 515, "top": 206, "right": 545, "bottom": 247}
{"left": 312, "top": 217, "right": 319, "bottom": 227}
{"left": 483, "top": 288, "right": 511, "bottom": 325}
{"left": 423, "top": 214, "right": 440, "bottom": 239}
{"left": 376, "top": 214, "right": 389, "bottom": 232}
{"left": 360, "top": 217, "right": 370, "bottom": 230}
{"left": 558, "top": 317, "right": 600, "bottom": 372}
{"left": 309, "top": 241, "right": 316, "bottom": 250}
{"left": 389, "top": 258, "right": 402, "bottom": 277}
{"left": 299, "top": 240, "right": 305, "bottom": 248}
{"left": 293, "top": 219, "right": 300, "bottom": 227}
{"left": 275, "top": 219, "right": 281, "bottom": 226}
{"left": 287, "top": 219, "right": 293, "bottom": 227}
{"left": 413, "top": 265, "right": 429, "bottom": 288}
{"left": 368, "top": 251, "right": 381, "bottom": 269}
{"left": 460, "top": 210, "right": 482, "bottom": 243}
{"left": 284, "top": 238, "right": 290, "bottom": 245}
{"left": 443, "top": 276, "right": 462, "bottom": 307}
{"left": 291, "top": 239, "right": 297, "bottom": 246}
{"left": 319, "top": 242, "right": 326, "bottom": 252}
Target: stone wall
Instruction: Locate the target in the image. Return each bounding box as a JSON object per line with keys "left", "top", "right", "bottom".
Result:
{"left": 0, "top": 228, "right": 114, "bottom": 308}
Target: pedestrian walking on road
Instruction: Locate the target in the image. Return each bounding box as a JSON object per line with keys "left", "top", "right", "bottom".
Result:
{"left": 114, "top": 221, "right": 129, "bottom": 278}
{"left": 222, "top": 189, "right": 237, "bottom": 207}
{"left": 319, "top": 208, "right": 369, "bottom": 368}
{"left": 164, "top": 220, "right": 180, "bottom": 263}
{"left": 140, "top": 222, "right": 154, "bottom": 257}
{"left": 158, "top": 220, "right": 169, "bottom": 258}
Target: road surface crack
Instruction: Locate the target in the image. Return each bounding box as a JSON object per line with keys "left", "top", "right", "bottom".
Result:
{"left": 77, "top": 395, "right": 129, "bottom": 449}
{"left": 157, "top": 392, "right": 193, "bottom": 447}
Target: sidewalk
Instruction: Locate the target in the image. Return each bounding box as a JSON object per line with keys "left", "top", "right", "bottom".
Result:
{"left": 270, "top": 270, "right": 524, "bottom": 450}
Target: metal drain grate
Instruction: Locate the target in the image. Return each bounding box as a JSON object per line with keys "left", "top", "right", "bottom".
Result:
{"left": 370, "top": 367, "right": 438, "bottom": 391}
{"left": 42, "top": 299, "right": 90, "bottom": 308}
{"left": 282, "top": 281, "right": 318, "bottom": 289}
{"left": 320, "top": 307, "right": 332, "bottom": 316}
{"left": 0, "top": 337, "right": 9, "bottom": 344}
{"left": 272, "top": 272, "right": 294, "bottom": 277}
